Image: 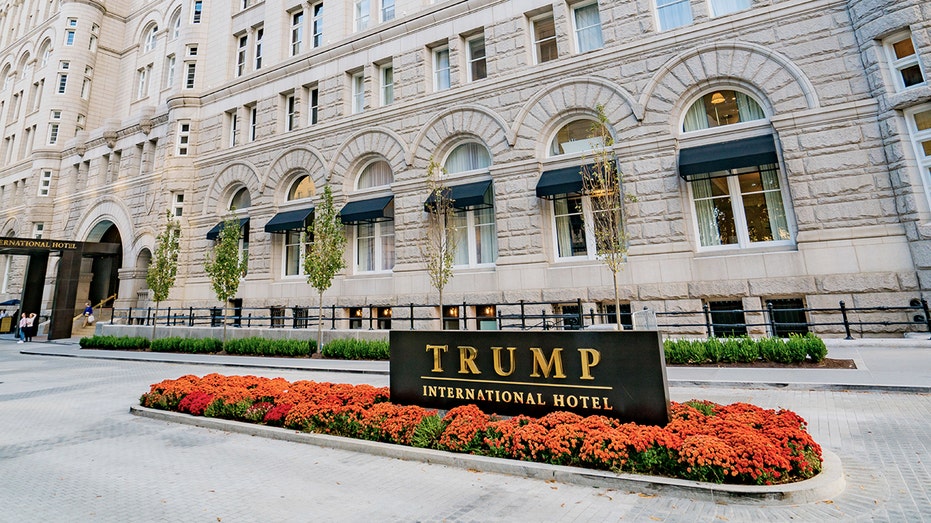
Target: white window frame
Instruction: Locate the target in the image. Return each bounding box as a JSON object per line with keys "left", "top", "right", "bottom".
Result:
{"left": 308, "top": 86, "right": 319, "bottom": 124}
{"left": 228, "top": 110, "right": 238, "bottom": 147}
{"left": 192, "top": 0, "right": 203, "bottom": 23}
{"left": 136, "top": 65, "right": 151, "bottom": 99}
{"left": 285, "top": 94, "right": 297, "bottom": 131}
{"left": 248, "top": 105, "right": 258, "bottom": 141}
{"left": 184, "top": 62, "right": 196, "bottom": 89}
{"left": 282, "top": 229, "right": 312, "bottom": 277}
{"left": 450, "top": 205, "right": 497, "bottom": 267}
{"left": 884, "top": 32, "right": 926, "bottom": 92}
{"left": 57, "top": 73, "right": 67, "bottom": 94}
{"left": 380, "top": 0, "right": 394, "bottom": 22}
{"left": 65, "top": 29, "right": 75, "bottom": 46}
{"left": 177, "top": 121, "right": 191, "bottom": 155}
{"left": 48, "top": 110, "right": 61, "bottom": 144}
{"left": 906, "top": 104, "right": 931, "bottom": 210}
{"left": 311, "top": 3, "right": 324, "bottom": 48}
{"left": 354, "top": 0, "right": 370, "bottom": 32}
{"left": 655, "top": 0, "right": 693, "bottom": 31}
{"left": 290, "top": 11, "right": 304, "bottom": 56}
{"left": 254, "top": 27, "right": 264, "bottom": 70}
{"left": 465, "top": 34, "right": 486, "bottom": 82}
{"left": 236, "top": 34, "right": 248, "bottom": 76}
{"left": 552, "top": 194, "right": 599, "bottom": 259}
{"left": 172, "top": 191, "right": 185, "bottom": 216}
{"left": 351, "top": 72, "right": 365, "bottom": 114}
{"left": 572, "top": 1, "right": 604, "bottom": 53}
{"left": 380, "top": 64, "right": 393, "bottom": 105}
{"left": 33, "top": 222, "right": 44, "bottom": 239}
{"left": 165, "top": 54, "right": 176, "bottom": 88}
{"left": 144, "top": 25, "right": 158, "bottom": 52}
{"left": 355, "top": 219, "right": 394, "bottom": 273}
{"left": 433, "top": 46, "right": 450, "bottom": 91}
{"left": 531, "top": 13, "right": 558, "bottom": 64}
{"left": 38, "top": 169, "right": 52, "bottom": 196}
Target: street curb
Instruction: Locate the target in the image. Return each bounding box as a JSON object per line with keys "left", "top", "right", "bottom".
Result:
{"left": 130, "top": 405, "right": 845, "bottom": 505}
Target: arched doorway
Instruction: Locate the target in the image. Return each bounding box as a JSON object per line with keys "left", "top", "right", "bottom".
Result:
{"left": 85, "top": 221, "right": 123, "bottom": 307}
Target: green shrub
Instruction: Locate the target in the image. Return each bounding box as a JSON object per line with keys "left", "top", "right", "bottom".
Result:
{"left": 79, "top": 335, "right": 149, "bottom": 350}
{"left": 411, "top": 414, "right": 446, "bottom": 449}
{"left": 223, "top": 337, "right": 314, "bottom": 357}
{"left": 757, "top": 336, "right": 784, "bottom": 362}
{"left": 322, "top": 338, "right": 390, "bottom": 360}
{"left": 664, "top": 334, "right": 827, "bottom": 365}
{"left": 803, "top": 332, "right": 828, "bottom": 362}
{"left": 784, "top": 333, "right": 810, "bottom": 363}
{"left": 704, "top": 337, "right": 724, "bottom": 363}
{"left": 180, "top": 337, "right": 223, "bottom": 354}
{"left": 150, "top": 337, "right": 184, "bottom": 352}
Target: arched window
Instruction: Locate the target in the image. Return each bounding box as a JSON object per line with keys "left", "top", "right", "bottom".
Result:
{"left": 144, "top": 24, "right": 158, "bottom": 52}
{"left": 39, "top": 40, "right": 52, "bottom": 67}
{"left": 682, "top": 90, "right": 765, "bottom": 132}
{"left": 444, "top": 142, "right": 491, "bottom": 173}
{"left": 169, "top": 8, "right": 182, "bottom": 39}
{"left": 288, "top": 175, "right": 314, "bottom": 200}
{"left": 549, "top": 119, "right": 604, "bottom": 156}
{"left": 1, "top": 65, "right": 11, "bottom": 91}
{"left": 357, "top": 160, "right": 393, "bottom": 189}
{"left": 229, "top": 187, "right": 251, "bottom": 210}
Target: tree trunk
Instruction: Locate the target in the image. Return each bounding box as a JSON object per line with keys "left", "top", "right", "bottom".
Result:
{"left": 222, "top": 304, "right": 229, "bottom": 344}
{"left": 613, "top": 271, "right": 622, "bottom": 331}
{"left": 151, "top": 302, "right": 159, "bottom": 340}
{"left": 316, "top": 291, "right": 324, "bottom": 354}
{"left": 438, "top": 288, "right": 444, "bottom": 331}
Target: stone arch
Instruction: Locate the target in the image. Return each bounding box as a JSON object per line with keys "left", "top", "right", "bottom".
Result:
{"left": 639, "top": 41, "right": 819, "bottom": 124}
{"left": 330, "top": 128, "right": 408, "bottom": 188}
{"left": 202, "top": 161, "right": 262, "bottom": 215}
{"left": 409, "top": 104, "right": 511, "bottom": 166}
{"left": 75, "top": 196, "right": 134, "bottom": 261}
{"left": 262, "top": 146, "right": 327, "bottom": 201}
{"left": 510, "top": 77, "right": 640, "bottom": 155}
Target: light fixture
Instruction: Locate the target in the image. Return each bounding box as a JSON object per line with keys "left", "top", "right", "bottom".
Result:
{"left": 710, "top": 92, "right": 726, "bottom": 105}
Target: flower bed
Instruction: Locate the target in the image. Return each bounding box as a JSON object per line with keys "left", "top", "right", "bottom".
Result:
{"left": 140, "top": 374, "right": 822, "bottom": 485}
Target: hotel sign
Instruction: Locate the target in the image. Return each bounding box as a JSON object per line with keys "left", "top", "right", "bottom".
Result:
{"left": 0, "top": 238, "right": 78, "bottom": 250}
{"left": 390, "top": 330, "right": 670, "bottom": 426}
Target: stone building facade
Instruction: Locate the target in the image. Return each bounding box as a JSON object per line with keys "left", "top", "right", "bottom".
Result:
{"left": 0, "top": 0, "right": 929, "bottom": 335}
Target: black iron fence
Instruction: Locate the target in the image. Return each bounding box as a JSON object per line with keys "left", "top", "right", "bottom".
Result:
{"left": 110, "top": 298, "right": 931, "bottom": 339}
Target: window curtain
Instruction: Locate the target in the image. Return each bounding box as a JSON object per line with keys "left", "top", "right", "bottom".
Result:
{"left": 683, "top": 100, "right": 709, "bottom": 132}
{"left": 445, "top": 143, "right": 491, "bottom": 173}
{"left": 379, "top": 220, "right": 395, "bottom": 270}
{"left": 435, "top": 50, "right": 450, "bottom": 90}
{"left": 474, "top": 205, "right": 497, "bottom": 263}
{"left": 735, "top": 92, "right": 765, "bottom": 122}
{"left": 574, "top": 4, "right": 603, "bottom": 52}
{"left": 656, "top": 0, "right": 692, "bottom": 30}
{"left": 759, "top": 165, "right": 789, "bottom": 241}
{"left": 357, "top": 222, "right": 374, "bottom": 271}
{"left": 358, "top": 160, "right": 392, "bottom": 189}
{"left": 449, "top": 211, "right": 468, "bottom": 265}
{"left": 710, "top": 0, "right": 750, "bottom": 16}
{"left": 554, "top": 198, "right": 574, "bottom": 257}
{"left": 692, "top": 179, "right": 722, "bottom": 246}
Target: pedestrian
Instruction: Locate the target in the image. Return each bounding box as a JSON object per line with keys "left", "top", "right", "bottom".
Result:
{"left": 25, "top": 312, "right": 37, "bottom": 342}
{"left": 82, "top": 302, "right": 94, "bottom": 328}
{"left": 17, "top": 313, "right": 27, "bottom": 343}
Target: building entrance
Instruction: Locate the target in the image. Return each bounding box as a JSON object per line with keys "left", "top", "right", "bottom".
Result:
{"left": 0, "top": 237, "right": 120, "bottom": 340}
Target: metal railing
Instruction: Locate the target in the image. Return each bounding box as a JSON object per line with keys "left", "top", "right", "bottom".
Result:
{"left": 109, "top": 297, "right": 931, "bottom": 339}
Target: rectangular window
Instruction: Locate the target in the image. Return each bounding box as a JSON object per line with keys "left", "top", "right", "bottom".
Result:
{"left": 708, "top": 300, "right": 747, "bottom": 337}
{"left": 185, "top": 63, "right": 196, "bottom": 88}
{"left": 81, "top": 78, "right": 91, "bottom": 99}
{"left": 656, "top": 0, "right": 692, "bottom": 31}
{"left": 291, "top": 11, "right": 304, "bottom": 56}
{"left": 254, "top": 28, "right": 264, "bottom": 70}
{"left": 466, "top": 34, "right": 486, "bottom": 82}
{"left": 228, "top": 110, "right": 238, "bottom": 147}
{"left": 433, "top": 47, "right": 450, "bottom": 91}
{"left": 767, "top": 298, "right": 809, "bottom": 337}
{"left": 380, "top": 64, "right": 393, "bottom": 105}
{"left": 48, "top": 110, "right": 61, "bottom": 144}
{"left": 690, "top": 164, "right": 791, "bottom": 248}
{"left": 573, "top": 2, "right": 603, "bottom": 53}
{"left": 355, "top": 0, "right": 370, "bottom": 31}
{"left": 33, "top": 222, "right": 44, "bottom": 239}
{"left": 177, "top": 121, "right": 190, "bottom": 155}
{"left": 165, "top": 55, "right": 176, "bottom": 88}
{"left": 351, "top": 72, "right": 365, "bottom": 113}
{"left": 236, "top": 35, "right": 248, "bottom": 76}
{"left": 885, "top": 32, "right": 926, "bottom": 91}
{"left": 284, "top": 229, "right": 313, "bottom": 276}
{"left": 381, "top": 0, "right": 394, "bottom": 22}
{"left": 309, "top": 87, "right": 319, "bottom": 124}
{"left": 450, "top": 202, "right": 498, "bottom": 266}
{"left": 531, "top": 14, "right": 558, "bottom": 64}
{"left": 553, "top": 194, "right": 591, "bottom": 258}
{"left": 57, "top": 74, "right": 67, "bottom": 94}
{"left": 709, "top": 0, "right": 751, "bottom": 17}
{"left": 173, "top": 192, "right": 185, "bottom": 217}
{"left": 356, "top": 220, "right": 395, "bottom": 272}
{"left": 65, "top": 29, "right": 75, "bottom": 46}
{"left": 248, "top": 105, "right": 258, "bottom": 141}
{"left": 136, "top": 66, "right": 150, "bottom": 99}
{"left": 907, "top": 105, "right": 931, "bottom": 208}
{"left": 312, "top": 3, "right": 324, "bottom": 47}
{"left": 192, "top": 0, "right": 203, "bottom": 23}
{"left": 285, "top": 94, "right": 297, "bottom": 131}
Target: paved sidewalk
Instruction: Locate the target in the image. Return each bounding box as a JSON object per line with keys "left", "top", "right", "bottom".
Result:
{"left": 14, "top": 335, "right": 931, "bottom": 391}
{"left": 1, "top": 337, "right": 930, "bottom": 521}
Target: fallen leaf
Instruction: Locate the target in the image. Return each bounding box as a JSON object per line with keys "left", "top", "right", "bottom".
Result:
{"left": 638, "top": 493, "right": 657, "bottom": 498}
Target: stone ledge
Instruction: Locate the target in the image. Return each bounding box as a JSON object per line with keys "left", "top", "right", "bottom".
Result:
{"left": 130, "top": 405, "right": 845, "bottom": 505}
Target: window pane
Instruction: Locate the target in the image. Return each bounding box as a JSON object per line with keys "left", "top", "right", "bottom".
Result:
{"left": 710, "top": 0, "right": 751, "bottom": 17}
{"left": 357, "top": 222, "right": 374, "bottom": 271}
{"left": 901, "top": 65, "right": 925, "bottom": 88}
{"left": 534, "top": 17, "right": 558, "bottom": 63}
{"left": 551, "top": 119, "right": 603, "bottom": 155}
{"left": 358, "top": 160, "right": 392, "bottom": 188}
{"left": 380, "top": 220, "right": 395, "bottom": 270}
{"left": 285, "top": 231, "right": 302, "bottom": 275}
{"left": 921, "top": 140, "right": 931, "bottom": 158}
{"left": 445, "top": 142, "right": 491, "bottom": 172}
{"left": 892, "top": 38, "right": 916, "bottom": 60}
{"left": 915, "top": 110, "right": 931, "bottom": 132}
{"left": 574, "top": 4, "right": 603, "bottom": 53}
{"left": 683, "top": 90, "right": 765, "bottom": 131}
{"left": 656, "top": 0, "right": 692, "bottom": 31}
{"left": 474, "top": 205, "right": 497, "bottom": 263}
{"left": 289, "top": 176, "right": 314, "bottom": 200}
{"left": 554, "top": 196, "right": 587, "bottom": 256}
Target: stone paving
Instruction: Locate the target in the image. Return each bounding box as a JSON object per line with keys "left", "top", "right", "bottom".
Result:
{"left": 0, "top": 339, "right": 929, "bottom": 522}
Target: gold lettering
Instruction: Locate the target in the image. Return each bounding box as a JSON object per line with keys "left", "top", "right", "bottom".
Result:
{"left": 501, "top": 391, "right": 512, "bottom": 402}
{"left": 526, "top": 393, "right": 536, "bottom": 405}
{"left": 536, "top": 393, "right": 545, "bottom": 405}
{"left": 457, "top": 346, "right": 480, "bottom": 374}
{"left": 566, "top": 395, "right": 578, "bottom": 408}
{"left": 591, "top": 397, "right": 601, "bottom": 409}
{"left": 529, "top": 347, "right": 566, "bottom": 378}
{"left": 579, "top": 396, "right": 590, "bottom": 408}
{"left": 578, "top": 348, "right": 600, "bottom": 380}
{"left": 512, "top": 391, "right": 523, "bottom": 404}
{"left": 552, "top": 394, "right": 565, "bottom": 407}
{"left": 455, "top": 387, "right": 464, "bottom": 399}
{"left": 426, "top": 344, "right": 448, "bottom": 372}
{"left": 602, "top": 397, "right": 613, "bottom": 410}
{"left": 465, "top": 388, "right": 475, "bottom": 400}
{"left": 491, "top": 346, "right": 517, "bottom": 376}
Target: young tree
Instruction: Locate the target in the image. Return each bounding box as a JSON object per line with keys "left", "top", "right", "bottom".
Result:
{"left": 146, "top": 210, "right": 182, "bottom": 340}
{"left": 204, "top": 217, "right": 248, "bottom": 343}
{"left": 581, "top": 104, "right": 630, "bottom": 330}
{"left": 304, "top": 184, "right": 346, "bottom": 352}
{"left": 420, "top": 157, "right": 458, "bottom": 330}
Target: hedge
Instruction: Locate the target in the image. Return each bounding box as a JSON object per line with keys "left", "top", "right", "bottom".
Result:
{"left": 664, "top": 333, "right": 827, "bottom": 365}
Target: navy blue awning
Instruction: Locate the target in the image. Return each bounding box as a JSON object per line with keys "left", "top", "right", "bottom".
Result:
{"left": 206, "top": 217, "right": 250, "bottom": 240}
{"left": 678, "top": 135, "right": 778, "bottom": 181}
{"left": 339, "top": 196, "right": 394, "bottom": 224}
{"left": 423, "top": 180, "right": 492, "bottom": 211}
{"left": 535, "top": 165, "right": 588, "bottom": 198}
{"left": 264, "top": 206, "right": 314, "bottom": 233}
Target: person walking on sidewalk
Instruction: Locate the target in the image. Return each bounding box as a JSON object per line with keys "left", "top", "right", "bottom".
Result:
{"left": 25, "top": 313, "right": 36, "bottom": 342}
{"left": 17, "top": 313, "right": 27, "bottom": 343}
{"left": 81, "top": 302, "right": 94, "bottom": 328}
